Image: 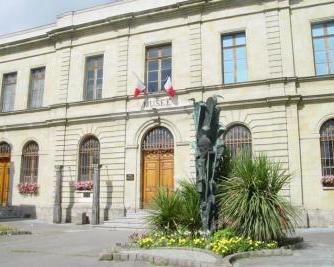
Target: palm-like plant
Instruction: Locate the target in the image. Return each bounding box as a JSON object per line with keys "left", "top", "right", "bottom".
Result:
{"left": 218, "top": 153, "right": 299, "bottom": 242}
{"left": 148, "top": 179, "right": 202, "bottom": 234}
{"left": 178, "top": 179, "right": 201, "bottom": 233}
{"left": 148, "top": 188, "right": 183, "bottom": 232}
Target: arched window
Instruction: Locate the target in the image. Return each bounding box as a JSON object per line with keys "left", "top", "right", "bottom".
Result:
{"left": 20, "top": 141, "right": 39, "bottom": 183}
{"left": 78, "top": 136, "right": 100, "bottom": 181}
{"left": 142, "top": 127, "right": 174, "bottom": 151}
{"left": 224, "top": 124, "right": 252, "bottom": 158}
{"left": 0, "top": 142, "right": 11, "bottom": 159}
{"left": 320, "top": 119, "right": 334, "bottom": 176}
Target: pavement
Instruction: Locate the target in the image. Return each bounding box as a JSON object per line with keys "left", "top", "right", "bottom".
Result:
{"left": 234, "top": 228, "right": 334, "bottom": 267}
{"left": 1, "top": 220, "right": 334, "bottom": 267}
{"left": 0, "top": 219, "right": 152, "bottom": 267}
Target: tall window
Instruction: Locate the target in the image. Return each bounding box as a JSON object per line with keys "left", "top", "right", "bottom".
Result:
{"left": 20, "top": 141, "right": 39, "bottom": 183}
{"left": 146, "top": 45, "right": 172, "bottom": 93}
{"left": 312, "top": 21, "right": 334, "bottom": 75}
{"left": 28, "top": 67, "right": 45, "bottom": 108}
{"left": 84, "top": 55, "right": 104, "bottom": 101}
{"left": 1, "top": 73, "right": 17, "bottom": 112}
{"left": 320, "top": 119, "right": 334, "bottom": 176}
{"left": 222, "top": 32, "right": 247, "bottom": 84}
{"left": 224, "top": 125, "right": 252, "bottom": 158}
{"left": 78, "top": 136, "right": 100, "bottom": 181}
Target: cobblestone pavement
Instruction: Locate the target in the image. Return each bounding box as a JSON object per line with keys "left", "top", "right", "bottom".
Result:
{"left": 234, "top": 228, "right": 334, "bottom": 267}
{"left": 0, "top": 219, "right": 152, "bottom": 267}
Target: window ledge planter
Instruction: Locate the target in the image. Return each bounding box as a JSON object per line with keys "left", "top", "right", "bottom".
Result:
{"left": 73, "top": 181, "right": 93, "bottom": 191}
{"left": 17, "top": 183, "right": 39, "bottom": 195}
{"left": 321, "top": 176, "right": 334, "bottom": 188}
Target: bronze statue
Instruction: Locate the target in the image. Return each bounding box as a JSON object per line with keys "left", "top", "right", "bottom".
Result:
{"left": 194, "top": 96, "right": 225, "bottom": 233}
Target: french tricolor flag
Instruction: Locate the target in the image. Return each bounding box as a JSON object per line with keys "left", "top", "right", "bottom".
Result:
{"left": 134, "top": 76, "right": 146, "bottom": 97}
{"left": 164, "top": 76, "right": 175, "bottom": 97}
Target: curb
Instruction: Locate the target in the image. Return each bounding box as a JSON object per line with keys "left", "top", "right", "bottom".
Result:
{"left": 0, "top": 230, "right": 32, "bottom": 236}
{"left": 100, "top": 239, "right": 304, "bottom": 267}
{"left": 223, "top": 248, "right": 293, "bottom": 267}
{"left": 100, "top": 247, "right": 224, "bottom": 267}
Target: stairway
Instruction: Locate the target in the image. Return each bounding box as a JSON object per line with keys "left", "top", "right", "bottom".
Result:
{"left": 99, "top": 210, "right": 150, "bottom": 231}
{"left": 0, "top": 206, "right": 21, "bottom": 220}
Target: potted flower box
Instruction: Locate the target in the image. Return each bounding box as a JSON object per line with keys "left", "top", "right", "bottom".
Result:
{"left": 17, "top": 183, "right": 39, "bottom": 195}
{"left": 321, "top": 176, "right": 334, "bottom": 190}
{"left": 73, "top": 181, "right": 93, "bottom": 192}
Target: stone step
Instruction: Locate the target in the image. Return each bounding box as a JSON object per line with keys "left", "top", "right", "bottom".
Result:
{"left": 96, "top": 210, "right": 151, "bottom": 231}
{"left": 0, "top": 206, "right": 21, "bottom": 219}
{"left": 104, "top": 218, "right": 148, "bottom": 224}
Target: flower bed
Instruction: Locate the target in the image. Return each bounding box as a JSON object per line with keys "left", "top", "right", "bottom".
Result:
{"left": 129, "top": 229, "right": 278, "bottom": 257}
{"left": 17, "top": 183, "right": 38, "bottom": 195}
{"left": 322, "top": 176, "right": 334, "bottom": 187}
{"left": 74, "top": 181, "right": 93, "bottom": 191}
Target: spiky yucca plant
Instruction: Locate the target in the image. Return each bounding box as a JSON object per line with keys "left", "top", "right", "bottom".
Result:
{"left": 148, "top": 179, "right": 202, "bottom": 233}
{"left": 178, "top": 179, "right": 201, "bottom": 233}
{"left": 218, "top": 153, "right": 299, "bottom": 242}
{"left": 148, "top": 188, "right": 183, "bottom": 232}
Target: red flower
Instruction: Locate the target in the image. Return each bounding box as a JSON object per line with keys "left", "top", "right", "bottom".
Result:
{"left": 322, "top": 176, "right": 334, "bottom": 187}
{"left": 17, "top": 183, "right": 39, "bottom": 195}
{"left": 74, "top": 181, "right": 93, "bottom": 191}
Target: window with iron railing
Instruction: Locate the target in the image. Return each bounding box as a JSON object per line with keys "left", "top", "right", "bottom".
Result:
{"left": 222, "top": 32, "right": 248, "bottom": 84}
{"left": 78, "top": 136, "right": 100, "bottom": 181}
{"left": 84, "top": 55, "right": 104, "bottom": 101}
{"left": 224, "top": 124, "right": 252, "bottom": 158}
{"left": 0, "top": 142, "right": 11, "bottom": 159}
{"left": 146, "top": 45, "right": 172, "bottom": 93}
{"left": 312, "top": 21, "right": 334, "bottom": 75}
{"left": 20, "top": 141, "right": 39, "bottom": 183}
{"left": 28, "top": 67, "right": 45, "bottom": 109}
{"left": 320, "top": 119, "right": 334, "bottom": 176}
{"left": 1, "top": 73, "right": 17, "bottom": 112}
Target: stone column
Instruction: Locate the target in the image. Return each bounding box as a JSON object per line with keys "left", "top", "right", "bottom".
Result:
{"left": 53, "top": 165, "right": 63, "bottom": 224}
{"left": 91, "top": 164, "right": 101, "bottom": 225}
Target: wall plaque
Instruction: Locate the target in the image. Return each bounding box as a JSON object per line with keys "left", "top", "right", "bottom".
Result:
{"left": 126, "top": 174, "right": 135, "bottom": 181}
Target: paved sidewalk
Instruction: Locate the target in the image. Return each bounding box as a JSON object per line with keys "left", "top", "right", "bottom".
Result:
{"left": 234, "top": 228, "right": 334, "bottom": 267}
{"left": 0, "top": 219, "right": 151, "bottom": 267}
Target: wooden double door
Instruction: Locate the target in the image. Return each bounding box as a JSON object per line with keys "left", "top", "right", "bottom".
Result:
{"left": 142, "top": 150, "right": 174, "bottom": 208}
{"left": 0, "top": 159, "right": 10, "bottom": 207}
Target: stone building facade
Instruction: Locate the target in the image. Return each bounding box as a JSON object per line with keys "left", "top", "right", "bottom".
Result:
{"left": 0, "top": 0, "right": 333, "bottom": 226}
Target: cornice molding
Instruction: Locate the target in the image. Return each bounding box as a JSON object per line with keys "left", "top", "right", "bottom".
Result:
{"left": 0, "top": 74, "right": 332, "bottom": 118}
{"left": 0, "top": 91, "right": 333, "bottom": 132}
{"left": 0, "top": 0, "right": 297, "bottom": 52}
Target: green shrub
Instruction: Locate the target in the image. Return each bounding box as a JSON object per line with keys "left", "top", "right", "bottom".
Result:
{"left": 211, "top": 228, "right": 236, "bottom": 241}
{"left": 148, "top": 188, "right": 183, "bottom": 232}
{"left": 134, "top": 230, "right": 278, "bottom": 256}
{"left": 148, "top": 179, "right": 202, "bottom": 234}
{"left": 218, "top": 153, "right": 299, "bottom": 242}
{"left": 178, "top": 179, "right": 202, "bottom": 233}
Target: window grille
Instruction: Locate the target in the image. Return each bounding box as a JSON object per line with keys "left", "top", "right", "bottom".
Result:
{"left": 222, "top": 32, "right": 248, "bottom": 84}
{"left": 84, "top": 55, "right": 104, "bottom": 101}
{"left": 20, "top": 141, "right": 39, "bottom": 183}
{"left": 1, "top": 73, "right": 17, "bottom": 112}
{"left": 142, "top": 127, "right": 174, "bottom": 151}
{"left": 78, "top": 136, "right": 100, "bottom": 181}
{"left": 0, "top": 142, "right": 11, "bottom": 159}
{"left": 146, "top": 45, "right": 172, "bottom": 93}
{"left": 28, "top": 67, "right": 45, "bottom": 108}
{"left": 312, "top": 21, "right": 334, "bottom": 75}
{"left": 224, "top": 125, "right": 252, "bottom": 158}
{"left": 320, "top": 119, "right": 334, "bottom": 176}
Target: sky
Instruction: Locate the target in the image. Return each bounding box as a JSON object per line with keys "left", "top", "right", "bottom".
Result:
{"left": 0, "top": 0, "right": 114, "bottom": 36}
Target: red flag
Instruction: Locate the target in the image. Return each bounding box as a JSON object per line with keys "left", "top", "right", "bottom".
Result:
{"left": 134, "top": 77, "right": 146, "bottom": 97}
{"left": 164, "top": 76, "right": 175, "bottom": 97}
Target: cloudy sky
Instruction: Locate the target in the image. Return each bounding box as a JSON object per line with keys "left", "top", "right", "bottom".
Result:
{"left": 0, "top": 0, "right": 114, "bottom": 35}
